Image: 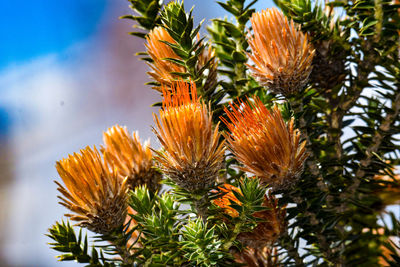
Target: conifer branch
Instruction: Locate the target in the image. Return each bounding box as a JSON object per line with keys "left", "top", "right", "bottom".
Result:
{"left": 46, "top": 1, "right": 400, "bottom": 266}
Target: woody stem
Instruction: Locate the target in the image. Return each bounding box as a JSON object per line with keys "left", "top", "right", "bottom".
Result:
{"left": 194, "top": 193, "right": 209, "bottom": 223}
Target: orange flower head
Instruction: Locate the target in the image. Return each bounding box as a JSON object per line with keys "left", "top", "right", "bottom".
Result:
{"left": 146, "top": 27, "right": 217, "bottom": 91}
{"left": 55, "top": 146, "right": 128, "bottom": 234}
{"left": 222, "top": 98, "right": 308, "bottom": 189}
{"left": 372, "top": 168, "right": 400, "bottom": 208}
{"left": 153, "top": 81, "right": 225, "bottom": 191}
{"left": 102, "top": 125, "right": 161, "bottom": 192}
{"left": 213, "top": 184, "right": 242, "bottom": 217}
{"left": 145, "top": 26, "right": 186, "bottom": 90}
{"left": 247, "top": 8, "right": 314, "bottom": 96}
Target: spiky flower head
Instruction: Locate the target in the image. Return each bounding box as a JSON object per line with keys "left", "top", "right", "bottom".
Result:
{"left": 146, "top": 26, "right": 218, "bottom": 92}
{"left": 222, "top": 98, "right": 308, "bottom": 189}
{"left": 247, "top": 8, "right": 314, "bottom": 96}
{"left": 55, "top": 146, "right": 128, "bottom": 234}
{"left": 145, "top": 26, "right": 186, "bottom": 90}
{"left": 372, "top": 169, "right": 400, "bottom": 208}
{"left": 213, "top": 184, "right": 242, "bottom": 218}
{"left": 102, "top": 125, "right": 161, "bottom": 192}
{"left": 153, "top": 81, "right": 225, "bottom": 192}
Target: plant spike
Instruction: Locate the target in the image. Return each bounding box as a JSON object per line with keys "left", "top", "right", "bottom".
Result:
{"left": 46, "top": 0, "right": 400, "bottom": 266}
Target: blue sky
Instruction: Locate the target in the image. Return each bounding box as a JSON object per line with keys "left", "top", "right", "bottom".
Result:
{"left": 0, "top": 0, "right": 274, "bottom": 133}
{"left": 0, "top": 1, "right": 280, "bottom": 266}
{"left": 0, "top": 0, "right": 274, "bottom": 71}
{"left": 0, "top": 1, "right": 107, "bottom": 70}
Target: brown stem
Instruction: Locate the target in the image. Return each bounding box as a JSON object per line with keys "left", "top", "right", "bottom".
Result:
{"left": 354, "top": 90, "right": 400, "bottom": 181}
{"left": 291, "top": 99, "right": 336, "bottom": 262}
{"left": 194, "top": 194, "right": 209, "bottom": 223}
{"left": 113, "top": 240, "right": 132, "bottom": 266}
{"left": 326, "top": 40, "right": 377, "bottom": 166}
{"left": 338, "top": 88, "right": 400, "bottom": 222}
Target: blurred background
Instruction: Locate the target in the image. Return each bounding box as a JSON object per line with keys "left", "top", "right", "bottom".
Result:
{"left": 0, "top": 0, "right": 273, "bottom": 266}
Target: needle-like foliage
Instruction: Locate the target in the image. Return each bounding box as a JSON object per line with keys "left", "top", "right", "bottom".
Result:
{"left": 47, "top": 0, "right": 400, "bottom": 266}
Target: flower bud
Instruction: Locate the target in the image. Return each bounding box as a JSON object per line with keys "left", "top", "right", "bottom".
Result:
{"left": 55, "top": 146, "right": 128, "bottom": 234}
{"left": 222, "top": 98, "right": 308, "bottom": 189}
{"left": 153, "top": 81, "right": 225, "bottom": 191}
{"left": 102, "top": 125, "right": 161, "bottom": 192}
{"left": 247, "top": 8, "right": 314, "bottom": 96}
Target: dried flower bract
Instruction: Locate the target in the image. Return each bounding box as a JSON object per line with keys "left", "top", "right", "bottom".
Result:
{"left": 247, "top": 8, "right": 314, "bottom": 96}
{"left": 153, "top": 81, "right": 225, "bottom": 191}
{"left": 222, "top": 98, "right": 308, "bottom": 189}
{"left": 102, "top": 125, "right": 161, "bottom": 192}
{"left": 55, "top": 146, "right": 128, "bottom": 234}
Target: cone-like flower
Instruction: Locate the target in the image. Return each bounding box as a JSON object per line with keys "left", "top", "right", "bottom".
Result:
{"left": 247, "top": 8, "right": 314, "bottom": 96}
{"left": 153, "top": 81, "right": 225, "bottom": 191}
{"left": 55, "top": 146, "right": 128, "bottom": 234}
{"left": 146, "top": 26, "right": 218, "bottom": 92}
{"left": 102, "top": 125, "right": 161, "bottom": 192}
{"left": 146, "top": 26, "right": 186, "bottom": 90}
{"left": 222, "top": 98, "right": 308, "bottom": 189}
